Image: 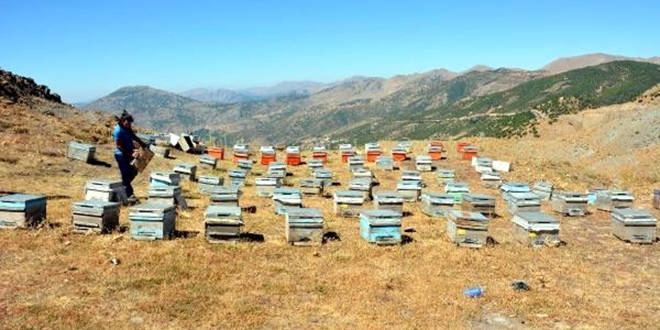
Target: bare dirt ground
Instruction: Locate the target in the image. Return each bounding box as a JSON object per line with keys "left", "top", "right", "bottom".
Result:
{"left": 1, "top": 99, "right": 659, "bottom": 329}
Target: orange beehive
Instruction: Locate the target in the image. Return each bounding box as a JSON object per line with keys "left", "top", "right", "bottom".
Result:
{"left": 366, "top": 151, "right": 381, "bottom": 163}
{"left": 313, "top": 152, "right": 327, "bottom": 163}
{"left": 207, "top": 147, "right": 224, "bottom": 160}
{"left": 461, "top": 146, "right": 478, "bottom": 161}
{"left": 457, "top": 142, "right": 471, "bottom": 152}
{"left": 341, "top": 152, "right": 354, "bottom": 163}
{"left": 232, "top": 153, "right": 249, "bottom": 163}
{"left": 286, "top": 153, "right": 301, "bottom": 166}
{"left": 391, "top": 150, "right": 407, "bottom": 161}
{"left": 428, "top": 147, "right": 443, "bottom": 161}
{"left": 261, "top": 153, "right": 277, "bottom": 165}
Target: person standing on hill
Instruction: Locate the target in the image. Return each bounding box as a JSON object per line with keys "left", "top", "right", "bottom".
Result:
{"left": 113, "top": 110, "right": 145, "bottom": 202}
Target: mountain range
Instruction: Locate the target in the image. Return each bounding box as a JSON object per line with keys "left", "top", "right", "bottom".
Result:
{"left": 83, "top": 53, "right": 660, "bottom": 144}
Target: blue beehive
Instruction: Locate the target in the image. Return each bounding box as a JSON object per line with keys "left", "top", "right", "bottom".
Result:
{"left": 359, "top": 210, "right": 402, "bottom": 245}
{"left": 129, "top": 203, "right": 176, "bottom": 240}
{"left": 376, "top": 156, "right": 394, "bottom": 171}
{"left": 199, "top": 155, "right": 218, "bottom": 169}
{"left": 209, "top": 187, "right": 241, "bottom": 207}
{"left": 228, "top": 169, "right": 248, "bottom": 187}
{"left": 173, "top": 163, "right": 197, "bottom": 182}
{"left": 273, "top": 188, "right": 303, "bottom": 215}
{"left": 501, "top": 182, "right": 530, "bottom": 202}
{"left": 348, "top": 156, "right": 365, "bottom": 172}
{"left": 314, "top": 169, "right": 334, "bottom": 187}
{"left": 396, "top": 180, "right": 422, "bottom": 202}
{"left": 0, "top": 194, "right": 47, "bottom": 229}
{"left": 150, "top": 171, "right": 180, "bottom": 187}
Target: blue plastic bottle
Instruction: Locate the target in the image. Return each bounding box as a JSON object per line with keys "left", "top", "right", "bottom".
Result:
{"left": 463, "top": 286, "right": 484, "bottom": 298}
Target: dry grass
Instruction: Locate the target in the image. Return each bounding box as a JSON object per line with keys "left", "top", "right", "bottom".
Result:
{"left": 1, "top": 101, "right": 660, "bottom": 329}
{"left": 1, "top": 140, "right": 660, "bottom": 330}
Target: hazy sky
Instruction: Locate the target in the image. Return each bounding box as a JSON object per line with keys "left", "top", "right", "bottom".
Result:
{"left": 2, "top": 0, "right": 658, "bottom": 102}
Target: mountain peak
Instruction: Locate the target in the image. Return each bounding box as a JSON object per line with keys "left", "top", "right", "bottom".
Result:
{"left": 542, "top": 53, "right": 660, "bottom": 74}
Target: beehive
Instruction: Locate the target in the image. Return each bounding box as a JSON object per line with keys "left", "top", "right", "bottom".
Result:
{"left": 507, "top": 192, "right": 541, "bottom": 215}
{"left": 427, "top": 143, "right": 444, "bottom": 161}
{"left": 204, "top": 206, "right": 243, "bottom": 243}
{"left": 209, "top": 187, "right": 241, "bottom": 207}
{"left": 492, "top": 160, "right": 511, "bottom": 172}
{"left": 473, "top": 157, "right": 493, "bottom": 174}
{"left": 207, "top": 146, "right": 224, "bottom": 160}
{"left": 333, "top": 190, "right": 364, "bottom": 218}
{"left": 501, "top": 182, "right": 531, "bottom": 202}
{"left": 67, "top": 141, "right": 96, "bottom": 163}
{"left": 373, "top": 191, "right": 404, "bottom": 215}
{"left": 587, "top": 188, "right": 609, "bottom": 205}
{"left": 461, "top": 146, "right": 478, "bottom": 161}
{"left": 272, "top": 188, "right": 303, "bottom": 215}
{"left": 285, "top": 208, "right": 324, "bottom": 246}
{"left": 349, "top": 178, "right": 373, "bottom": 201}
{"left": 137, "top": 134, "right": 156, "bottom": 146}
{"left": 352, "top": 168, "right": 376, "bottom": 184}
{"left": 0, "top": 194, "right": 47, "bottom": 229}
{"left": 255, "top": 177, "right": 281, "bottom": 197}
{"left": 173, "top": 163, "right": 197, "bottom": 182}
{"left": 396, "top": 180, "right": 422, "bottom": 202}
{"left": 348, "top": 156, "right": 365, "bottom": 172}
{"left": 611, "top": 209, "right": 657, "bottom": 243}
{"left": 199, "top": 155, "right": 218, "bottom": 169}
{"left": 654, "top": 189, "right": 660, "bottom": 210}
{"left": 359, "top": 210, "right": 402, "bottom": 245}
{"left": 228, "top": 169, "right": 248, "bottom": 188}
{"left": 421, "top": 192, "right": 454, "bottom": 217}
{"left": 267, "top": 162, "right": 287, "bottom": 179}
{"left": 401, "top": 170, "right": 422, "bottom": 184}
{"left": 462, "top": 194, "right": 496, "bottom": 217}
{"left": 480, "top": 171, "right": 502, "bottom": 189}
{"left": 237, "top": 159, "right": 253, "bottom": 173}
{"left": 456, "top": 142, "right": 471, "bottom": 152}
{"left": 445, "top": 182, "right": 471, "bottom": 203}
{"left": 71, "top": 200, "right": 119, "bottom": 234}
{"left": 149, "top": 171, "right": 181, "bottom": 187}
{"left": 447, "top": 210, "right": 489, "bottom": 248}
{"left": 436, "top": 169, "right": 455, "bottom": 186}
{"left": 260, "top": 146, "right": 277, "bottom": 165}
{"left": 339, "top": 144, "right": 355, "bottom": 163}
{"left": 198, "top": 175, "right": 224, "bottom": 193}
{"left": 314, "top": 169, "right": 334, "bottom": 187}
{"left": 552, "top": 192, "right": 589, "bottom": 217}
{"left": 512, "top": 212, "right": 560, "bottom": 247}
{"left": 595, "top": 191, "right": 634, "bottom": 212}
{"left": 286, "top": 146, "right": 301, "bottom": 166}
{"left": 532, "top": 181, "right": 554, "bottom": 201}
{"left": 148, "top": 185, "right": 187, "bottom": 209}
{"left": 364, "top": 142, "right": 382, "bottom": 163}
{"left": 149, "top": 145, "right": 170, "bottom": 158}
{"left": 84, "top": 179, "right": 127, "bottom": 204}
{"left": 376, "top": 156, "right": 394, "bottom": 171}
{"left": 307, "top": 159, "right": 324, "bottom": 174}
{"left": 391, "top": 145, "right": 408, "bottom": 161}
{"left": 177, "top": 134, "right": 196, "bottom": 152}
{"left": 415, "top": 155, "right": 433, "bottom": 172}
{"left": 129, "top": 203, "right": 176, "bottom": 240}
{"left": 312, "top": 146, "right": 327, "bottom": 163}
{"left": 232, "top": 144, "right": 250, "bottom": 162}
{"left": 299, "top": 178, "right": 324, "bottom": 197}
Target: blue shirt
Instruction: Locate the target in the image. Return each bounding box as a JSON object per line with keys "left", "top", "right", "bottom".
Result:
{"left": 113, "top": 124, "right": 134, "bottom": 156}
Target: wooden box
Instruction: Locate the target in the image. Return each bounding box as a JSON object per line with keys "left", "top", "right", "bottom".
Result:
{"left": 199, "top": 155, "right": 218, "bottom": 169}
{"left": 462, "top": 194, "right": 496, "bottom": 217}
{"left": 532, "top": 181, "right": 554, "bottom": 201}
{"left": 149, "top": 171, "right": 180, "bottom": 187}
{"left": 129, "top": 203, "right": 176, "bottom": 240}
{"left": 480, "top": 171, "right": 502, "bottom": 189}
{"left": 391, "top": 146, "right": 408, "bottom": 161}
{"left": 255, "top": 177, "right": 281, "bottom": 197}
{"left": 348, "top": 156, "right": 365, "bottom": 172}
{"left": 205, "top": 206, "right": 243, "bottom": 243}
{"left": 415, "top": 155, "right": 433, "bottom": 172}
{"left": 131, "top": 147, "right": 154, "bottom": 173}
{"left": 596, "top": 191, "right": 634, "bottom": 212}
{"left": 447, "top": 210, "right": 489, "bottom": 248}
{"left": 436, "top": 169, "right": 455, "bottom": 186}
{"left": 273, "top": 188, "right": 303, "bottom": 215}
{"left": 173, "top": 163, "right": 197, "bottom": 182}
{"left": 237, "top": 159, "right": 253, "bottom": 173}
{"left": 149, "top": 145, "right": 170, "bottom": 158}
{"left": 312, "top": 146, "right": 327, "bottom": 163}
{"left": 421, "top": 192, "right": 454, "bottom": 217}
{"left": 0, "top": 194, "right": 47, "bottom": 229}
{"left": 427, "top": 144, "right": 444, "bottom": 161}
{"left": 333, "top": 190, "right": 365, "bottom": 218}
{"left": 210, "top": 187, "right": 241, "bottom": 207}
{"left": 445, "top": 182, "right": 471, "bottom": 203}
{"left": 373, "top": 191, "right": 404, "bottom": 215}
{"left": 307, "top": 159, "right": 324, "bottom": 174}
{"left": 286, "top": 146, "right": 301, "bottom": 166}
{"left": 228, "top": 169, "right": 248, "bottom": 188}
{"left": 501, "top": 182, "right": 531, "bottom": 202}
{"left": 314, "top": 169, "right": 334, "bottom": 187}
{"left": 285, "top": 208, "right": 324, "bottom": 246}
{"left": 401, "top": 170, "right": 422, "bottom": 185}
{"left": 507, "top": 192, "right": 541, "bottom": 215}
{"left": 67, "top": 141, "right": 96, "bottom": 163}
{"left": 396, "top": 180, "right": 422, "bottom": 202}
{"left": 339, "top": 144, "right": 355, "bottom": 163}
{"left": 71, "top": 200, "right": 119, "bottom": 234}
{"left": 198, "top": 175, "right": 224, "bottom": 193}
{"left": 376, "top": 156, "right": 394, "bottom": 171}
{"left": 85, "top": 179, "right": 127, "bottom": 204}
{"left": 461, "top": 146, "right": 478, "bottom": 161}
{"left": 360, "top": 210, "right": 402, "bottom": 245}
{"left": 207, "top": 147, "right": 224, "bottom": 160}
{"left": 612, "top": 208, "right": 657, "bottom": 244}
{"left": 349, "top": 178, "right": 373, "bottom": 201}
{"left": 512, "top": 212, "right": 560, "bottom": 247}
{"left": 148, "top": 185, "right": 187, "bottom": 209}
{"left": 299, "top": 178, "right": 324, "bottom": 197}
{"left": 552, "top": 192, "right": 589, "bottom": 217}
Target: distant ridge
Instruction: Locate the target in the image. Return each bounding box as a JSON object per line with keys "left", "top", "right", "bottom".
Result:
{"left": 542, "top": 53, "right": 660, "bottom": 74}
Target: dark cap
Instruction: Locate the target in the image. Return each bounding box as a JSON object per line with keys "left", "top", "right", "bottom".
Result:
{"left": 119, "top": 110, "right": 134, "bottom": 122}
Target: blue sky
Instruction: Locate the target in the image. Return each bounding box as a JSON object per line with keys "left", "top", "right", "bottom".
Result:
{"left": 2, "top": 0, "right": 658, "bottom": 102}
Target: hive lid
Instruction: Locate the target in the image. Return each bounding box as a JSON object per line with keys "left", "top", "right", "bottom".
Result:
{"left": 449, "top": 210, "right": 488, "bottom": 222}
{"left": 175, "top": 163, "right": 196, "bottom": 170}
{"left": 508, "top": 192, "right": 541, "bottom": 201}
{"left": 129, "top": 203, "right": 175, "bottom": 215}
{"left": 374, "top": 191, "right": 403, "bottom": 199}
{"left": 612, "top": 208, "right": 656, "bottom": 220}
{"left": 86, "top": 179, "right": 124, "bottom": 189}
{"left": 397, "top": 181, "right": 422, "bottom": 189}
{"left": 360, "top": 209, "right": 402, "bottom": 225}
{"left": 205, "top": 205, "right": 242, "bottom": 217}
{"left": 274, "top": 188, "right": 301, "bottom": 195}
{"left": 334, "top": 190, "right": 365, "bottom": 198}
{"left": 463, "top": 194, "right": 495, "bottom": 202}
{"left": 285, "top": 208, "right": 323, "bottom": 218}
{"left": 0, "top": 194, "right": 47, "bottom": 210}
{"left": 501, "top": 183, "right": 530, "bottom": 192}
{"left": 513, "top": 212, "right": 559, "bottom": 230}
{"left": 422, "top": 192, "right": 454, "bottom": 200}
